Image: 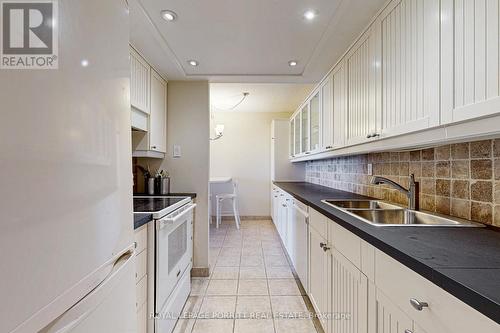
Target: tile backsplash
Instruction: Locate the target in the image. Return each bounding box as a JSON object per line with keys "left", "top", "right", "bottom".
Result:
{"left": 306, "top": 139, "right": 500, "bottom": 226}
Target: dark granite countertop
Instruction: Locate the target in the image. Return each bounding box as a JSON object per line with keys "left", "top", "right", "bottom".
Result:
{"left": 134, "top": 213, "right": 152, "bottom": 230}
{"left": 274, "top": 181, "right": 500, "bottom": 325}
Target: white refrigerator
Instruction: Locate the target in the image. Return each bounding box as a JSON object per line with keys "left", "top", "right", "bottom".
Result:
{"left": 0, "top": 1, "right": 136, "bottom": 332}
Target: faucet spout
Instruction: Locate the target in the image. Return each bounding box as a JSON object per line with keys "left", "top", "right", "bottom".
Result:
{"left": 370, "top": 174, "right": 419, "bottom": 210}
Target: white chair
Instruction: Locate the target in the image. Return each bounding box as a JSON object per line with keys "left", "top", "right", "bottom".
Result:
{"left": 216, "top": 180, "right": 241, "bottom": 229}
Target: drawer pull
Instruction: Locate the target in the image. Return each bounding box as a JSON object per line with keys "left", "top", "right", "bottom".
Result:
{"left": 404, "top": 330, "right": 413, "bottom": 333}
{"left": 410, "top": 298, "right": 428, "bottom": 311}
{"left": 320, "top": 242, "right": 327, "bottom": 248}
{"left": 322, "top": 246, "right": 330, "bottom": 252}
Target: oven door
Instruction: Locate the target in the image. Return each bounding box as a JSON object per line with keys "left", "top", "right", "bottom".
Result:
{"left": 155, "top": 202, "right": 195, "bottom": 313}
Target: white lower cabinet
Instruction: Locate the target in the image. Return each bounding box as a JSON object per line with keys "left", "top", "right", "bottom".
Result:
{"left": 375, "top": 289, "right": 413, "bottom": 333}
{"left": 134, "top": 224, "right": 148, "bottom": 333}
{"left": 329, "top": 248, "right": 368, "bottom": 333}
{"left": 308, "top": 212, "right": 329, "bottom": 331}
{"left": 272, "top": 189, "right": 499, "bottom": 333}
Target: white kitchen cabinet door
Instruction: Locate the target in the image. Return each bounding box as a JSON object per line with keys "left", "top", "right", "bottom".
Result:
{"left": 441, "top": 0, "right": 500, "bottom": 124}
{"left": 329, "top": 249, "right": 368, "bottom": 333}
{"left": 294, "top": 113, "right": 301, "bottom": 156}
{"left": 346, "top": 26, "right": 381, "bottom": 146}
{"left": 310, "top": 89, "right": 321, "bottom": 153}
{"left": 375, "top": 289, "right": 414, "bottom": 333}
{"left": 301, "top": 104, "right": 310, "bottom": 154}
{"left": 379, "top": 0, "right": 440, "bottom": 137}
{"left": 130, "top": 47, "right": 150, "bottom": 114}
{"left": 308, "top": 226, "right": 329, "bottom": 331}
{"left": 289, "top": 118, "right": 295, "bottom": 158}
{"left": 332, "top": 61, "right": 348, "bottom": 149}
{"left": 291, "top": 201, "right": 309, "bottom": 292}
{"left": 149, "top": 70, "right": 167, "bottom": 153}
{"left": 321, "top": 74, "right": 334, "bottom": 151}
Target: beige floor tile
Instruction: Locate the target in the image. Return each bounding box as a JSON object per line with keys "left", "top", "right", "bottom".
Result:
{"left": 240, "top": 255, "right": 264, "bottom": 267}
{"left": 261, "top": 240, "right": 282, "bottom": 250}
{"left": 266, "top": 266, "right": 294, "bottom": 279}
{"left": 206, "top": 279, "right": 238, "bottom": 295}
{"left": 242, "top": 240, "right": 262, "bottom": 248}
{"left": 268, "top": 279, "right": 301, "bottom": 296}
{"left": 199, "top": 296, "right": 236, "bottom": 319}
{"left": 216, "top": 255, "right": 241, "bottom": 267}
{"left": 235, "top": 296, "right": 272, "bottom": 318}
{"left": 192, "top": 319, "right": 234, "bottom": 333}
{"left": 270, "top": 296, "right": 309, "bottom": 315}
{"left": 190, "top": 279, "right": 209, "bottom": 296}
{"left": 239, "top": 266, "right": 266, "bottom": 279}
{"left": 234, "top": 319, "right": 274, "bottom": 333}
{"left": 219, "top": 246, "right": 242, "bottom": 256}
{"left": 238, "top": 279, "right": 269, "bottom": 296}
{"left": 241, "top": 247, "right": 263, "bottom": 256}
{"left": 211, "top": 266, "right": 240, "bottom": 279}
{"left": 274, "top": 319, "right": 317, "bottom": 333}
{"left": 223, "top": 239, "right": 242, "bottom": 248}
{"left": 265, "top": 255, "right": 289, "bottom": 267}
{"left": 263, "top": 247, "right": 285, "bottom": 256}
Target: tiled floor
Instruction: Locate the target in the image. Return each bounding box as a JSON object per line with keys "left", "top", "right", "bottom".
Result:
{"left": 173, "top": 219, "right": 321, "bottom": 333}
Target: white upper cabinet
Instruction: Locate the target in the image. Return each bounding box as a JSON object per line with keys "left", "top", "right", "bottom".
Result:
{"left": 346, "top": 26, "right": 381, "bottom": 146}
{"left": 441, "top": 0, "right": 500, "bottom": 124}
{"left": 301, "top": 104, "right": 310, "bottom": 154}
{"left": 149, "top": 70, "right": 167, "bottom": 153}
{"left": 321, "top": 74, "right": 334, "bottom": 150}
{"left": 294, "top": 114, "right": 301, "bottom": 156}
{"left": 310, "top": 90, "right": 321, "bottom": 153}
{"left": 289, "top": 118, "right": 295, "bottom": 157}
{"left": 130, "top": 48, "right": 150, "bottom": 114}
{"left": 380, "top": 0, "right": 440, "bottom": 137}
{"left": 332, "top": 61, "right": 348, "bottom": 149}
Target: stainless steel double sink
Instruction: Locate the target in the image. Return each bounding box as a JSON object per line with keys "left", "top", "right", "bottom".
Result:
{"left": 322, "top": 199, "right": 484, "bottom": 227}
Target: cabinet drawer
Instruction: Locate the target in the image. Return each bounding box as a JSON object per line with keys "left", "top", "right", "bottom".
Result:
{"left": 309, "top": 209, "right": 328, "bottom": 240}
{"left": 134, "top": 224, "right": 147, "bottom": 255}
{"left": 135, "top": 249, "right": 147, "bottom": 283}
{"left": 330, "top": 222, "right": 361, "bottom": 269}
{"left": 137, "top": 302, "right": 147, "bottom": 333}
{"left": 136, "top": 274, "right": 147, "bottom": 311}
{"left": 375, "top": 250, "right": 498, "bottom": 333}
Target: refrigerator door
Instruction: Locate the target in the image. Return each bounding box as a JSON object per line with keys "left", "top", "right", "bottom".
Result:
{"left": 39, "top": 246, "right": 136, "bottom": 333}
{"left": 0, "top": 0, "right": 134, "bottom": 332}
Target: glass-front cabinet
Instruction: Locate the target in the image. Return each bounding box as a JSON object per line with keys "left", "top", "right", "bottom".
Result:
{"left": 301, "top": 104, "right": 309, "bottom": 153}
{"left": 294, "top": 113, "right": 301, "bottom": 156}
{"left": 309, "top": 90, "right": 321, "bottom": 152}
{"left": 289, "top": 118, "right": 295, "bottom": 157}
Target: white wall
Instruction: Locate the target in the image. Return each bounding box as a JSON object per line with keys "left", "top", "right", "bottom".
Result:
{"left": 210, "top": 111, "right": 292, "bottom": 217}
{"left": 139, "top": 81, "right": 210, "bottom": 270}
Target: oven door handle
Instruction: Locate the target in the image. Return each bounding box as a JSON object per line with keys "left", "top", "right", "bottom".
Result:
{"left": 158, "top": 203, "right": 196, "bottom": 230}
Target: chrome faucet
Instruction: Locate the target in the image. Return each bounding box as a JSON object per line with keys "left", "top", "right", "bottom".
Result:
{"left": 370, "top": 174, "right": 419, "bottom": 210}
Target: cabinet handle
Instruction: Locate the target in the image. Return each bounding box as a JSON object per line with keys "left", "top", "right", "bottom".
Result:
{"left": 366, "top": 134, "right": 373, "bottom": 139}
{"left": 404, "top": 330, "right": 413, "bottom": 333}
{"left": 410, "top": 298, "right": 428, "bottom": 311}
{"left": 320, "top": 242, "right": 327, "bottom": 248}
{"left": 282, "top": 204, "right": 287, "bottom": 208}
{"left": 151, "top": 145, "right": 157, "bottom": 149}
{"left": 322, "top": 245, "right": 330, "bottom": 252}
{"left": 325, "top": 146, "right": 333, "bottom": 149}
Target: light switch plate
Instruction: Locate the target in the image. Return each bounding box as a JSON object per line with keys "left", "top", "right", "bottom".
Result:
{"left": 367, "top": 163, "right": 373, "bottom": 175}
{"left": 173, "top": 145, "right": 181, "bottom": 158}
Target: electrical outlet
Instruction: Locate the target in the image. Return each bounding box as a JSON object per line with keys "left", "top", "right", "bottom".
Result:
{"left": 173, "top": 145, "right": 181, "bottom": 158}
{"left": 367, "top": 163, "right": 373, "bottom": 176}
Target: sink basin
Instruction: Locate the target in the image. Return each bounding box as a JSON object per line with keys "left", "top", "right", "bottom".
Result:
{"left": 346, "top": 209, "right": 484, "bottom": 227}
{"left": 322, "top": 199, "right": 402, "bottom": 210}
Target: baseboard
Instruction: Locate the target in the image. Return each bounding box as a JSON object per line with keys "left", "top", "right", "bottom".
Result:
{"left": 191, "top": 267, "right": 210, "bottom": 278}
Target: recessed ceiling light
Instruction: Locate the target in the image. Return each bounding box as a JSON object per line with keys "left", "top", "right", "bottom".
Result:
{"left": 81, "top": 59, "right": 89, "bottom": 67}
{"left": 188, "top": 60, "right": 199, "bottom": 67}
{"left": 288, "top": 60, "right": 298, "bottom": 67}
{"left": 161, "top": 10, "right": 177, "bottom": 21}
{"left": 304, "top": 10, "right": 317, "bottom": 20}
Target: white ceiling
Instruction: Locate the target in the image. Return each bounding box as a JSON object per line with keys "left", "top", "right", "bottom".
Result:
{"left": 130, "top": 0, "right": 386, "bottom": 83}
{"left": 210, "top": 83, "right": 314, "bottom": 113}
